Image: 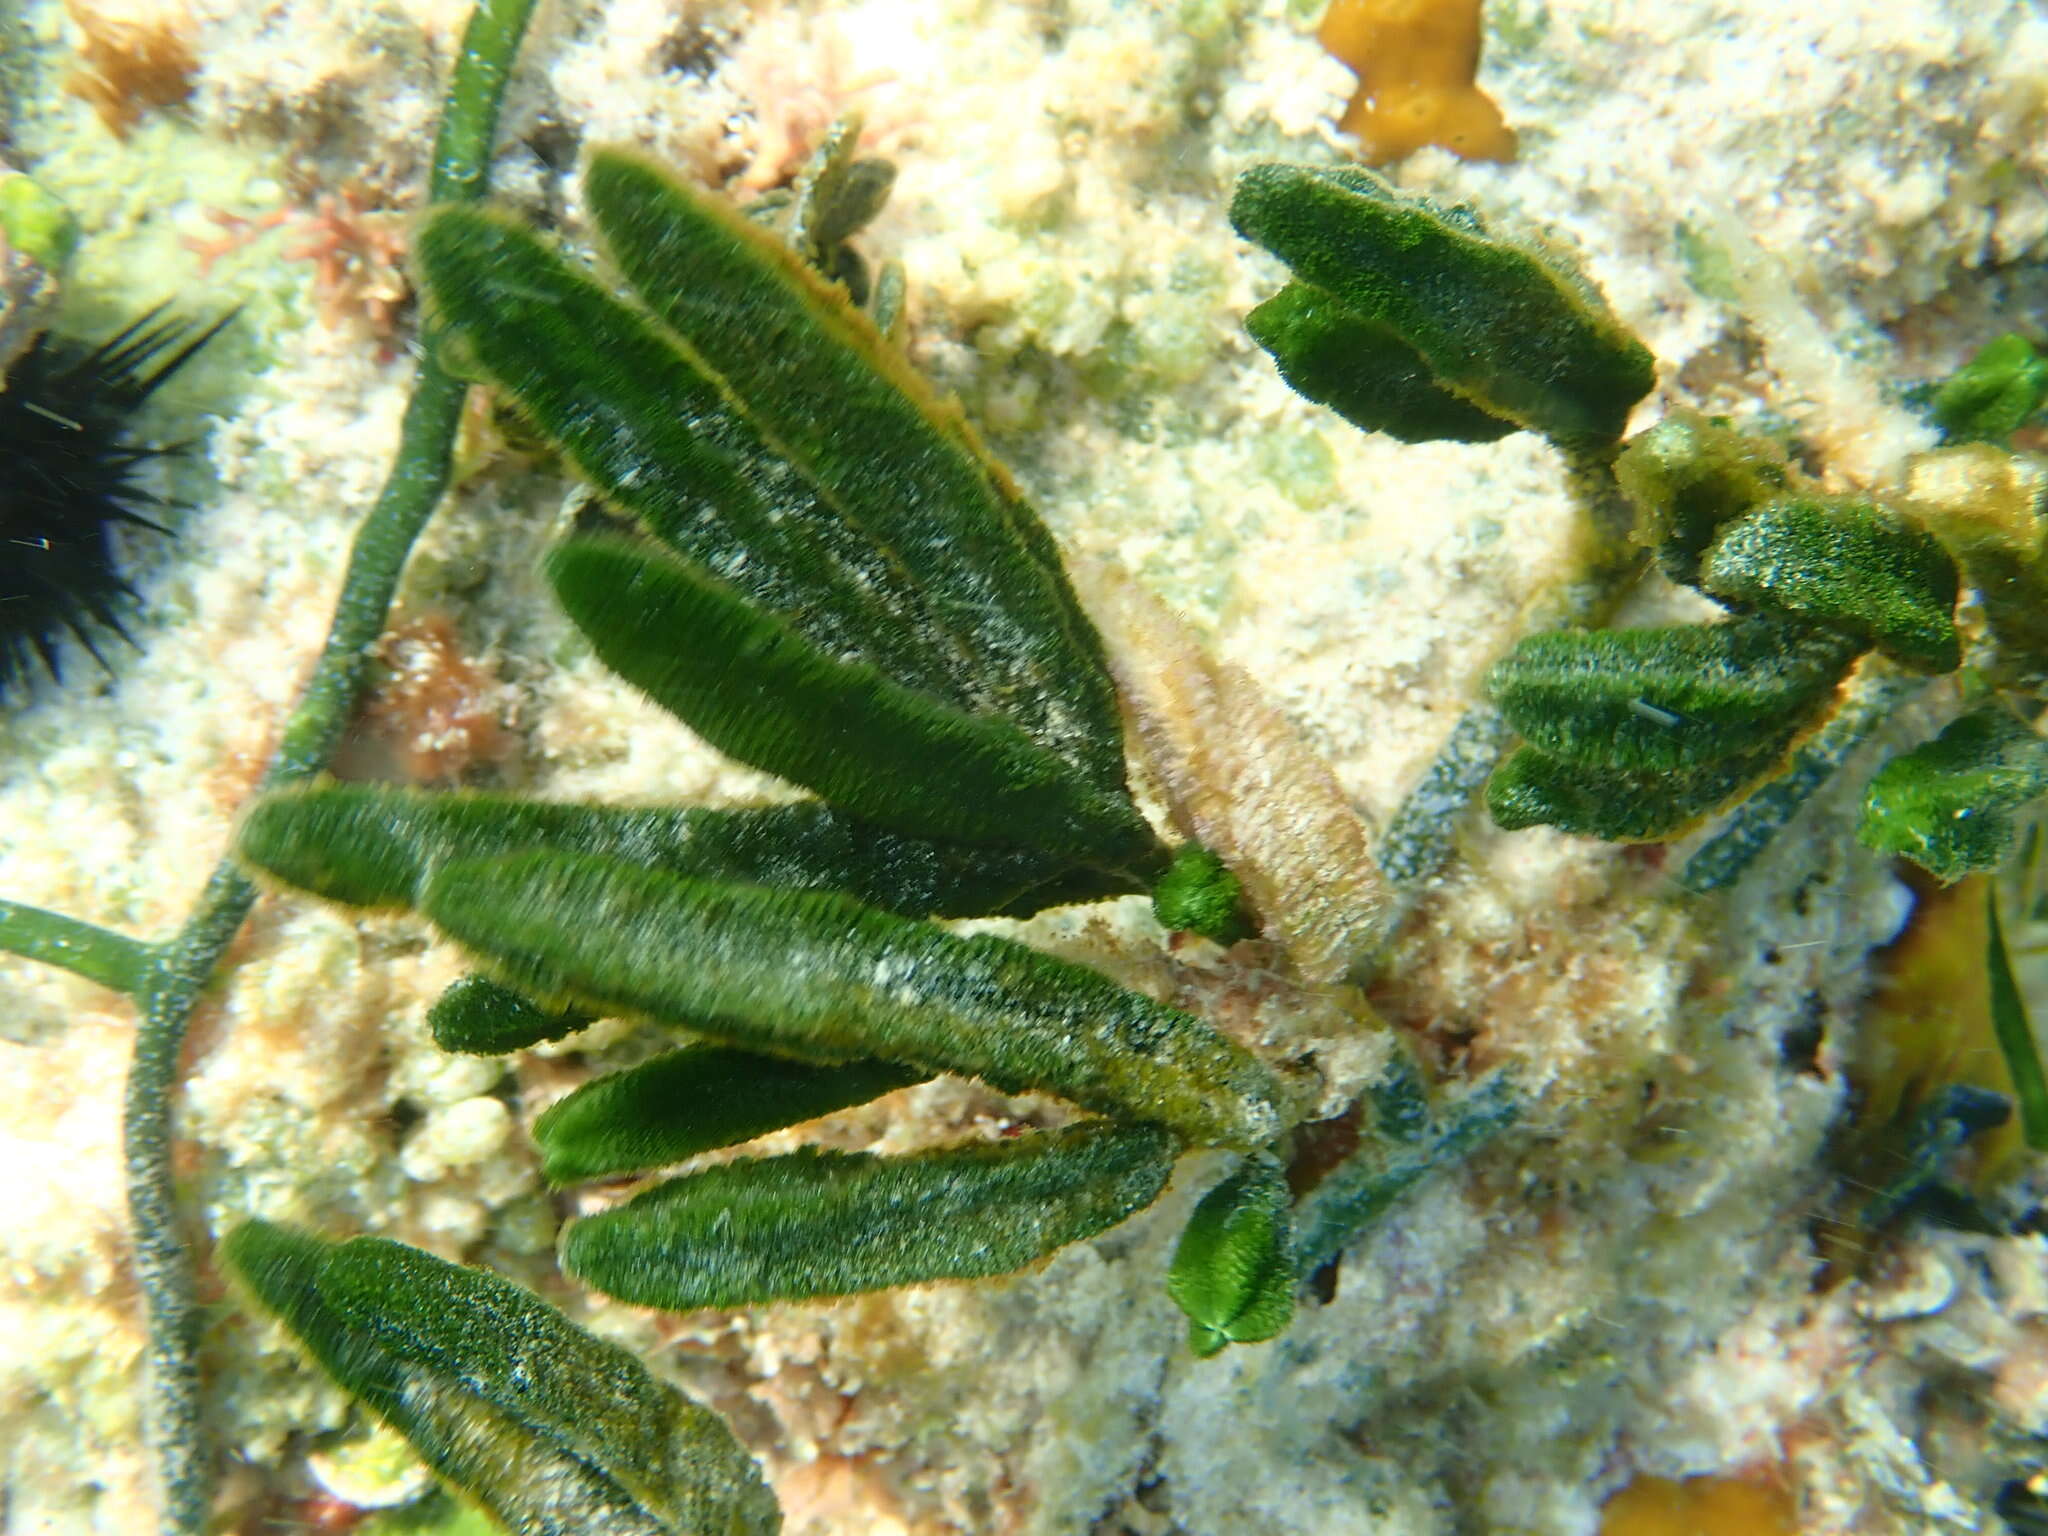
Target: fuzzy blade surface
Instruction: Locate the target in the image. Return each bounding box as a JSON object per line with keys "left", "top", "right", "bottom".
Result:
{"left": 536, "top": 1048, "right": 925, "bottom": 1184}
{"left": 1230, "top": 163, "right": 1655, "bottom": 446}
{"left": 1487, "top": 617, "right": 1862, "bottom": 774}
{"left": 546, "top": 537, "right": 1155, "bottom": 862}
{"left": 581, "top": 149, "right": 1128, "bottom": 791}
{"left": 1167, "top": 1153, "right": 1296, "bottom": 1356}
{"left": 560, "top": 1122, "right": 1177, "bottom": 1310}
{"left": 418, "top": 848, "right": 1293, "bottom": 1149}
{"left": 1859, "top": 706, "right": 2048, "bottom": 881}
{"left": 238, "top": 783, "right": 1129, "bottom": 920}
{"left": 1699, "top": 498, "right": 1961, "bottom": 673}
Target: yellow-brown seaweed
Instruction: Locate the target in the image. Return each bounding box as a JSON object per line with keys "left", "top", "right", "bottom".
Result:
{"left": 64, "top": 0, "right": 196, "bottom": 138}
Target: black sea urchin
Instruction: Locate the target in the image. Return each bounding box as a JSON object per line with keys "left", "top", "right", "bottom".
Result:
{"left": 0, "top": 307, "right": 229, "bottom": 701}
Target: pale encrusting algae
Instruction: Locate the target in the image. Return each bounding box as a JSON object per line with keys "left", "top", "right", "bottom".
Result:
{"left": 4, "top": 1, "right": 2048, "bottom": 1533}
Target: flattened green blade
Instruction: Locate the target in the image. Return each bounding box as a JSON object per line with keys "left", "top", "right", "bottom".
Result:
{"left": 581, "top": 150, "right": 1126, "bottom": 790}
{"left": 1699, "top": 497, "right": 1961, "bottom": 673}
{"left": 1932, "top": 333, "right": 2048, "bottom": 445}
{"left": 1487, "top": 738, "right": 1797, "bottom": 842}
{"left": 237, "top": 783, "right": 1133, "bottom": 918}
{"left": 1230, "top": 163, "right": 1655, "bottom": 446}
{"left": 418, "top": 849, "right": 1292, "bottom": 1149}
{"left": 536, "top": 1048, "right": 924, "bottom": 1184}
{"left": 1167, "top": 1154, "right": 1296, "bottom": 1357}
{"left": 1242, "top": 281, "right": 1513, "bottom": 445}
{"left": 220, "top": 1222, "right": 780, "bottom": 1536}
{"left": 1487, "top": 617, "right": 1861, "bottom": 773}
{"left": 560, "top": 1123, "right": 1176, "bottom": 1310}
{"left": 547, "top": 537, "right": 1156, "bottom": 863}
{"left": 415, "top": 204, "right": 962, "bottom": 704}
{"left": 1859, "top": 706, "right": 2048, "bottom": 881}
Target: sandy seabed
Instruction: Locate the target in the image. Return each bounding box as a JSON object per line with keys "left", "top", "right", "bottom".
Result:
{"left": 5, "top": 1, "right": 2048, "bottom": 1531}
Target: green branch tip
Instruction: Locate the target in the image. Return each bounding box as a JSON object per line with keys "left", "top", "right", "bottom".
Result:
{"left": 1697, "top": 497, "right": 1960, "bottom": 674}
{"left": 1488, "top": 619, "right": 1861, "bottom": 776}
{"left": 535, "top": 1048, "right": 924, "bottom": 1185}
{"left": 238, "top": 782, "right": 1131, "bottom": 923}
{"left": 1483, "top": 618, "right": 1862, "bottom": 842}
{"left": 544, "top": 536, "right": 1151, "bottom": 860}
{"left": 412, "top": 156, "right": 1153, "bottom": 872}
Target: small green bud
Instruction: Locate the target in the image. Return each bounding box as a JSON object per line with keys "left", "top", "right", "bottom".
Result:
{"left": 427, "top": 974, "right": 591, "bottom": 1055}
{"left": 1168, "top": 1153, "right": 1296, "bottom": 1358}
{"left": 1614, "top": 410, "right": 1793, "bottom": 585}
{"left": 1930, "top": 333, "right": 2048, "bottom": 446}
{"left": 1152, "top": 843, "right": 1252, "bottom": 944}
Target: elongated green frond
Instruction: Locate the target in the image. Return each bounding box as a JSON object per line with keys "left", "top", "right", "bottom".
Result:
{"left": 1242, "top": 282, "right": 1513, "bottom": 444}
{"left": 580, "top": 149, "right": 1126, "bottom": 788}
{"left": 1167, "top": 1154, "right": 1296, "bottom": 1357}
{"left": 1230, "top": 163, "right": 1654, "bottom": 446}
{"left": 430, "top": 974, "right": 592, "bottom": 1054}
{"left": 418, "top": 849, "right": 1294, "bottom": 1149}
{"left": 1699, "top": 498, "right": 1961, "bottom": 673}
{"left": 238, "top": 783, "right": 1131, "bottom": 920}
{"left": 535, "top": 1048, "right": 924, "bottom": 1184}
{"left": 1859, "top": 706, "right": 2048, "bottom": 881}
{"left": 1613, "top": 410, "right": 1793, "bottom": 586}
{"left": 1487, "top": 738, "right": 1798, "bottom": 842}
{"left": 547, "top": 538, "right": 1155, "bottom": 864}
{"left": 220, "top": 1222, "right": 781, "bottom": 1536}
{"left": 1487, "top": 618, "right": 1860, "bottom": 774}
{"left": 560, "top": 1122, "right": 1176, "bottom": 1311}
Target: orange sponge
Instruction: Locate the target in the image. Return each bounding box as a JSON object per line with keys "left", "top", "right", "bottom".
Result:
{"left": 1317, "top": 0, "right": 1516, "bottom": 165}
